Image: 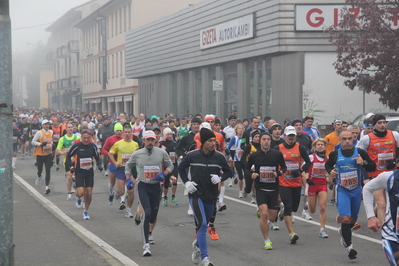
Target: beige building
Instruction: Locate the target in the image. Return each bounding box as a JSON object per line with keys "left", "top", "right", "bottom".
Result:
{"left": 75, "top": 0, "right": 205, "bottom": 115}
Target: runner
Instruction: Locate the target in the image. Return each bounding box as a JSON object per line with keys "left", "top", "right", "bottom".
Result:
{"left": 363, "top": 169, "right": 399, "bottom": 266}
{"left": 302, "top": 116, "right": 320, "bottom": 141}
{"left": 357, "top": 114, "right": 399, "bottom": 225}
{"left": 227, "top": 124, "right": 246, "bottom": 198}
{"left": 97, "top": 116, "right": 115, "bottom": 176}
{"left": 66, "top": 130, "right": 103, "bottom": 220}
{"left": 19, "top": 117, "right": 30, "bottom": 159}
{"left": 56, "top": 123, "right": 80, "bottom": 200}
{"left": 29, "top": 117, "right": 41, "bottom": 165}
{"left": 108, "top": 125, "right": 139, "bottom": 218}
{"left": 51, "top": 117, "right": 62, "bottom": 171}
{"left": 161, "top": 127, "right": 179, "bottom": 206}
{"left": 178, "top": 128, "right": 232, "bottom": 265}
{"left": 124, "top": 130, "right": 174, "bottom": 257}
{"left": 12, "top": 122, "right": 21, "bottom": 170}
{"left": 274, "top": 126, "right": 311, "bottom": 244}
{"left": 325, "top": 130, "right": 375, "bottom": 260}
{"left": 306, "top": 138, "right": 329, "bottom": 238}
{"left": 246, "top": 132, "right": 286, "bottom": 250}
{"left": 31, "top": 119, "right": 54, "bottom": 195}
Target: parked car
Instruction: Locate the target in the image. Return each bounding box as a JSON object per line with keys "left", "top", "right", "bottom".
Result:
{"left": 352, "top": 113, "right": 399, "bottom": 129}
{"left": 386, "top": 116, "right": 399, "bottom": 133}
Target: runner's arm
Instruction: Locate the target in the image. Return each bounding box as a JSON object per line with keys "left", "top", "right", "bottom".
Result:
{"left": 363, "top": 171, "right": 391, "bottom": 219}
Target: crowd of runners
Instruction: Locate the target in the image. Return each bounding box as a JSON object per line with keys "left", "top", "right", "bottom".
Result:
{"left": 11, "top": 108, "right": 399, "bottom": 266}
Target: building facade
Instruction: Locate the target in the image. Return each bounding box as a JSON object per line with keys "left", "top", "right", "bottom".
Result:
{"left": 125, "top": 0, "right": 395, "bottom": 125}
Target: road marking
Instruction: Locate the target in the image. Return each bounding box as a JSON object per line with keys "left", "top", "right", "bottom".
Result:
{"left": 224, "top": 195, "right": 381, "bottom": 245}
{"left": 14, "top": 173, "right": 139, "bottom": 266}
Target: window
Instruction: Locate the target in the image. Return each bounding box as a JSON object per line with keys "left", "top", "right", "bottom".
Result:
{"left": 107, "top": 55, "right": 110, "bottom": 79}
{"left": 123, "top": 6, "right": 126, "bottom": 31}
{"left": 115, "top": 11, "right": 118, "bottom": 36}
{"left": 116, "top": 53, "right": 119, "bottom": 77}
{"left": 108, "top": 15, "right": 111, "bottom": 38}
{"left": 120, "top": 51, "right": 123, "bottom": 77}
{"left": 94, "top": 23, "right": 97, "bottom": 46}
{"left": 112, "top": 54, "right": 114, "bottom": 78}
{"left": 119, "top": 9, "right": 122, "bottom": 33}
{"left": 111, "top": 13, "right": 114, "bottom": 37}
{"left": 128, "top": 3, "right": 131, "bottom": 29}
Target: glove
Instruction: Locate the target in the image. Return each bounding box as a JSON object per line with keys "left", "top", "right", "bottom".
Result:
{"left": 41, "top": 142, "right": 47, "bottom": 147}
{"left": 155, "top": 172, "right": 166, "bottom": 182}
{"left": 291, "top": 170, "right": 301, "bottom": 177}
{"left": 70, "top": 168, "right": 76, "bottom": 174}
{"left": 126, "top": 178, "right": 135, "bottom": 190}
{"left": 98, "top": 165, "right": 103, "bottom": 172}
{"left": 210, "top": 174, "right": 221, "bottom": 184}
{"left": 386, "top": 160, "right": 397, "bottom": 170}
{"left": 306, "top": 178, "right": 315, "bottom": 186}
{"left": 185, "top": 181, "right": 198, "bottom": 194}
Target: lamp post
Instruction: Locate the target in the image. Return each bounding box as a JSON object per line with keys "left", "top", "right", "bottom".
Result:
{"left": 358, "top": 74, "right": 370, "bottom": 114}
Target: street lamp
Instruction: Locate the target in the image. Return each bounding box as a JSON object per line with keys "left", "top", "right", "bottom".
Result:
{"left": 358, "top": 73, "right": 370, "bottom": 114}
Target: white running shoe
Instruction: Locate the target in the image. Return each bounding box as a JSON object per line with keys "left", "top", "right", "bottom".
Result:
{"left": 125, "top": 208, "right": 133, "bottom": 218}
{"left": 149, "top": 235, "right": 155, "bottom": 244}
{"left": 217, "top": 202, "right": 226, "bottom": 212}
{"left": 142, "top": 244, "right": 151, "bottom": 256}
{"left": 35, "top": 175, "right": 42, "bottom": 186}
{"left": 76, "top": 197, "right": 83, "bottom": 209}
{"left": 188, "top": 205, "right": 194, "bottom": 216}
{"left": 301, "top": 209, "right": 313, "bottom": 220}
{"left": 83, "top": 210, "right": 90, "bottom": 220}
{"left": 67, "top": 193, "right": 72, "bottom": 200}
{"left": 347, "top": 244, "right": 357, "bottom": 260}
{"left": 191, "top": 239, "right": 201, "bottom": 264}
{"left": 238, "top": 191, "right": 243, "bottom": 198}
{"left": 319, "top": 230, "right": 329, "bottom": 238}
{"left": 250, "top": 195, "right": 256, "bottom": 204}
{"left": 104, "top": 170, "right": 108, "bottom": 176}
{"left": 228, "top": 178, "right": 233, "bottom": 187}
{"left": 202, "top": 256, "right": 213, "bottom": 266}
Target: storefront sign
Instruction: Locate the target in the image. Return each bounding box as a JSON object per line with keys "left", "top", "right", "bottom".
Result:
{"left": 295, "top": 4, "right": 399, "bottom": 31}
{"left": 213, "top": 80, "right": 223, "bottom": 91}
{"left": 200, "top": 14, "right": 254, "bottom": 50}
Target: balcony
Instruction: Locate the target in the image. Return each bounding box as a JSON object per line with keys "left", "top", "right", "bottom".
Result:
{"left": 47, "top": 81, "right": 58, "bottom": 91}
{"left": 68, "top": 40, "right": 79, "bottom": 53}
{"left": 46, "top": 76, "right": 80, "bottom": 91}
{"left": 56, "top": 45, "right": 69, "bottom": 58}
{"left": 46, "top": 51, "right": 57, "bottom": 63}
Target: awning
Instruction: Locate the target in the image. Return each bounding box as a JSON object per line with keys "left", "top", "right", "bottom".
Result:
{"left": 90, "top": 98, "right": 101, "bottom": 104}
{"left": 124, "top": 95, "right": 132, "bottom": 101}
{"left": 115, "top": 96, "right": 123, "bottom": 102}
{"left": 83, "top": 99, "right": 89, "bottom": 104}
{"left": 107, "top": 97, "right": 115, "bottom": 103}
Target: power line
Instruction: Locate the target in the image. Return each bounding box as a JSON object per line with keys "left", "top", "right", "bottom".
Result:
{"left": 12, "top": 22, "right": 53, "bottom": 31}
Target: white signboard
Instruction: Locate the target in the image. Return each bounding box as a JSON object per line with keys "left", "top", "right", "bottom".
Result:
{"left": 200, "top": 14, "right": 254, "bottom": 50}
{"left": 213, "top": 80, "right": 223, "bottom": 91}
{"left": 295, "top": 4, "right": 399, "bottom": 31}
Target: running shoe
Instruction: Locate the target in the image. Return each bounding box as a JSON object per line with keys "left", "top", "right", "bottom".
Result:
{"left": 191, "top": 239, "right": 201, "bottom": 264}
{"left": 238, "top": 191, "right": 243, "bottom": 198}
{"left": 67, "top": 193, "right": 72, "bottom": 200}
{"left": 271, "top": 222, "right": 280, "bottom": 230}
{"left": 289, "top": 232, "right": 299, "bottom": 244}
{"left": 115, "top": 192, "right": 121, "bottom": 200}
{"left": 347, "top": 244, "right": 357, "bottom": 260}
{"left": 35, "top": 175, "right": 42, "bottom": 186}
{"left": 44, "top": 187, "right": 51, "bottom": 195}
{"left": 119, "top": 201, "right": 126, "bottom": 210}
{"left": 13, "top": 166, "right": 16, "bottom": 170}
{"left": 34, "top": 162, "right": 37, "bottom": 166}
{"left": 56, "top": 164, "right": 60, "bottom": 171}
{"left": 134, "top": 213, "right": 141, "bottom": 225}
{"left": 149, "top": 235, "right": 155, "bottom": 244}
{"left": 188, "top": 205, "right": 194, "bottom": 216}
{"left": 76, "top": 197, "right": 83, "bottom": 209}
{"left": 264, "top": 240, "right": 273, "bottom": 250}
{"left": 242, "top": 191, "right": 247, "bottom": 198}
{"left": 301, "top": 209, "right": 313, "bottom": 220}
{"left": 172, "top": 197, "right": 179, "bottom": 205}
{"left": 278, "top": 205, "right": 285, "bottom": 221}
{"left": 163, "top": 198, "right": 168, "bottom": 206}
{"left": 208, "top": 227, "right": 219, "bottom": 240}
{"left": 329, "top": 199, "right": 336, "bottom": 206}
{"left": 108, "top": 193, "right": 114, "bottom": 205}
{"left": 255, "top": 209, "right": 260, "bottom": 219}
{"left": 228, "top": 178, "right": 233, "bottom": 187}
{"left": 351, "top": 223, "right": 361, "bottom": 230}
{"left": 142, "top": 244, "right": 151, "bottom": 256}
{"left": 83, "top": 210, "right": 90, "bottom": 220}
{"left": 337, "top": 228, "right": 348, "bottom": 248}
{"left": 319, "top": 230, "right": 329, "bottom": 238}
{"left": 234, "top": 177, "right": 238, "bottom": 185}
{"left": 202, "top": 257, "right": 213, "bottom": 266}
{"left": 251, "top": 195, "right": 256, "bottom": 204}
{"left": 104, "top": 170, "right": 109, "bottom": 177}
{"left": 217, "top": 202, "right": 227, "bottom": 212}
{"left": 125, "top": 208, "right": 133, "bottom": 218}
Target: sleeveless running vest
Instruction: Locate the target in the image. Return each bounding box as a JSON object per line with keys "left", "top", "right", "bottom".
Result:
{"left": 36, "top": 130, "right": 53, "bottom": 156}
{"left": 336, "top": 148, "right": 361, "bottom": 190}
{"left": 279, "top": 143, "right": 302, "bottom": 187}
{"left": 308, "top": 153, "right": 328, "bottom": 185}
{"left": 368, "top": 130, "right": 397, "bottom": 177}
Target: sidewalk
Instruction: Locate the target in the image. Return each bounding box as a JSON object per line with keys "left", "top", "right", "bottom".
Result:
{"left": 13, "top": 178, "right": 114, "bottom": 266}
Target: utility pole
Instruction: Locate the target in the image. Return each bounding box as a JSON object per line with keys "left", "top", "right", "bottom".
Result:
{"left": 0, "top": 0, "right": 14, "bottom": 265}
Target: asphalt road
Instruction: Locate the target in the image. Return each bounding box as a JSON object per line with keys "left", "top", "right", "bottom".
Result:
{"left": 13, "top": 154, "right": 386, "bottom": 266}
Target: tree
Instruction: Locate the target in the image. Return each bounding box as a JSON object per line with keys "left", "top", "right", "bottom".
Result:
{"left": 329, "top": 0, "right": 399, "bottom": 110}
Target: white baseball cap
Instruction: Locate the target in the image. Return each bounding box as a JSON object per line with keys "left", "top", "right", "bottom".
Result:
{"left": 365, "top": 113, "right": 375, "bottom": 119}
{"left": 163, "top": 127, "right": 173, "bottom": 135}
{"left": 41, "top": 119, "right": 51, "bottom": 125}
{"left": 200, "top": 122, "right": 212, "bottom": 130}
{"left": 143, "top": 130, "right": 156, "bottom": 139}
{"left": 284, "top": 126, "right": 297, "bottom": 135}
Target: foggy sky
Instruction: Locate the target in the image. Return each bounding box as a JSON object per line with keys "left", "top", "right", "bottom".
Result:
{"left": 10, "top": 0, "right": 90, "bottom": 53}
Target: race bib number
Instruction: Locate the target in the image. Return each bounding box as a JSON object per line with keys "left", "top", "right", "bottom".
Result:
{"left": 144, "top": 166, "right": 160, "bottom": 181}
{"left": 340, "top": 171, "right": 358, "bottom": 190}
{"left": 284, "top": 162, "right": 299, "bottom": 179}
{"left": 23, "top": 128, "right": 28, "bottom": 135}
{"left": 122, "top": 153, "right": 132, "bottom": 164}
{"left": 169, "top": 152, "right": 176, "bottom": 162}
{"left": 43, "top": 144, "right": 52, "bottom": 154}
{"left": 312, "top": 163, "right": 326, "bottom": 178}
{"left": 80, "top": 158, "right": 93, "bottom": 170}
{"left": 53, "top": 134, "right": 60, "bottom": 142}
{"left": 32, "top": 129, "right": 38, "bottom": 136}
{"left": 396, "top": 207, "right": 399, "bottom": 235}
{"left": 259, "top": 166, "right": 276, "bottom": 183}
{"left": 236, "top": 149, "right": 244, "bottom": 161}
{"left": 378, "top": 153, "right": 394, "bottom": 170}
{"left": 13, "top": 136, "right": 18, "bottom": 143}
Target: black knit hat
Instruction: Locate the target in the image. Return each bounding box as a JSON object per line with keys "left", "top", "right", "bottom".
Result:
{"left": 373, "top": 114, "right": 386, "bottom": 126}
{"left": 200, "top": 128, "right": 216, "bottom": 144}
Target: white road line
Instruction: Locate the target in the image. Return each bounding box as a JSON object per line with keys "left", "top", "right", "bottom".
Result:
{"left": 224, "top": 195, "right": 382, "bottom": 245}
{"left": 14, "top": 173, "right": 139, "bottom": 266}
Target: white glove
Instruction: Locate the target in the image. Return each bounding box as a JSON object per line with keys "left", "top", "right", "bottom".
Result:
{"left": 210, "top": 174, "right": 221, "bottom": 184}
{"left": 185, "top": 181, "right": 198, "bottom": 194}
